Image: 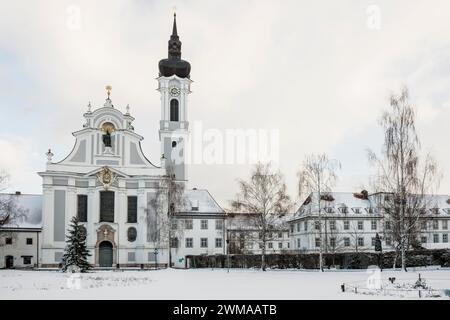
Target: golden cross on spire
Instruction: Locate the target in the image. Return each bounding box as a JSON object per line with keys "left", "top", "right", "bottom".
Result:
{"left": 172, "top": 5, "right": 177, "bottom": 16}
{"left": 105, "top": 85, "right": 112, "bottom": 99}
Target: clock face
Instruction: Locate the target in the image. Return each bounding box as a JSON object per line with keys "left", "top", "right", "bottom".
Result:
{"left": 169, "top": 86, "right": 180, "bottom": 97}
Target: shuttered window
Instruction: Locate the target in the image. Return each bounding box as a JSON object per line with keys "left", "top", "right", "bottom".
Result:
{"left": 100, "top": 191, "right": 115, "bottom": 222}
{"left": 77, "top": 195, "right": 88, "bottom": 222}
{"left": 127, "top": 196, "right": 137, "bottom": 223}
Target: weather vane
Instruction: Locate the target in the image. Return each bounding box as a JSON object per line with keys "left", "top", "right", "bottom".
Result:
{"left": 106, "top": 85, "right": 112, "bottom": 99}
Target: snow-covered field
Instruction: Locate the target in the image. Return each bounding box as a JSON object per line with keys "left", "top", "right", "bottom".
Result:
{"left": 1, "top": 268, "right": 450, "bottom": 300}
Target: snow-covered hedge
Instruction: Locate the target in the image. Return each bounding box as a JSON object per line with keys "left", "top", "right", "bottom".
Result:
{"left": 186, "top": 249, "right": 450, "bottom": 269}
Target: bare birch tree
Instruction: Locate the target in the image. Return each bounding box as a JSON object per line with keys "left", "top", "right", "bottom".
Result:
{"left": 347, "top": 222, "right": 366, "bottom": 253}
{"left": 230, "top": 162, "right": 292, "bottom": 271}
{"left": 0, "top": 171, "right": 26, "bottom": 246}
{"left": 297, "top": 153, "right": 341, "bottom": 271}
{"left": 368, "top": 87, "right": 441, "bottom": 271}
{"left": 147, "top": 165, "right": 186, "bottom": 268}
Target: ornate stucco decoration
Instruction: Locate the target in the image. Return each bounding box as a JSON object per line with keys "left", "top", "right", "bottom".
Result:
{"left": 97, "top": 166, "right": 116, "bottom": 190}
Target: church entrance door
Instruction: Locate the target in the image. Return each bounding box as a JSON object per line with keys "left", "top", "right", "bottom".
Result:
{"left": 99, "top": 241, "right": 113, "bottom": 267}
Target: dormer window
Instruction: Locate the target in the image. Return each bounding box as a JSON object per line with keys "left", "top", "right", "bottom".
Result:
{"left": 191, "top": 199, "right": 199, "bottom": 211}
{"left": 352, "top": 208, "right": 361, "bottom": 214}
{"left": 338, "top": 207, "right": 348, "bottom": 214}
{"left": 366, "top": 207, "right": 375, "bottom": 214}
{"left": 324, "top": 207, "right": 334, "bottom": 214}
{"left": 431, "top": 208, "right": 440, "bottom": 215}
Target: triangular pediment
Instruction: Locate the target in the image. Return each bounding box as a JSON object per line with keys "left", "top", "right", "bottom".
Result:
{"left": 83, "top": 166, "right": 130, "bottom": 179}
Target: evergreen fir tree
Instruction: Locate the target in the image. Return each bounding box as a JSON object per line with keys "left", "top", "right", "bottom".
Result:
{"left": 61, "top": 216, "right": 91, "bottom": 272}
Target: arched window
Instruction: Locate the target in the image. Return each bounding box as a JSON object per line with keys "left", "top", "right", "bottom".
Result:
{"left": 170, "top": 99, "right": 179, "bottom": 122}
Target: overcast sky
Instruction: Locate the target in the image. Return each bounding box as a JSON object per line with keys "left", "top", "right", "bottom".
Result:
{"left": 1, "top": 0, "right": 450, "bottom": 209}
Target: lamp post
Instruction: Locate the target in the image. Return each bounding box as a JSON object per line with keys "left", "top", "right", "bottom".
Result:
{"left": 226, "top": 230, "right": 230, "bottom": 273}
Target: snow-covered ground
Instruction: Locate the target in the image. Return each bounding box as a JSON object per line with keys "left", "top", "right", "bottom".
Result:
{"left": 1, "top": 268, "right": 450, "bottom": 300}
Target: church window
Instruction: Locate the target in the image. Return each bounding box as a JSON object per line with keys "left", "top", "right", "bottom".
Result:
{"left": 170, "top": 99, "right": 179, "bottom": 121}
{"left": 127, "top": 227, "right": 137, "bottom": 242}
{"left": 127, "top": 196, "right": 137, "bottom": 223}
{"left": 100, "top": 191, "right": 115, "bottom": 222}
{"left": 77, "top": 195, "right": 88, "bottom": 222}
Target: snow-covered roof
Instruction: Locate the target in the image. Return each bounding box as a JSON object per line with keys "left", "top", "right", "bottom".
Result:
{"left": 178, "top": 189, "right": 225, "bottom": 215}
{"left": 0, "top": 193, "right": 42, "bottom": 229}
{"left": 226, "top": 212, "right": 289, "bottom": 231}
{"left": 297, "top": 191, "right": 375, "bottom": 212}
{"left": 291, "top": 191, "right": 450, "bottom": 220}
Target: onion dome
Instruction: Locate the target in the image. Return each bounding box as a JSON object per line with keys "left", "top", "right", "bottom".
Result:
{"left": 158, "top": 13, "right": 191, "bottom": 78}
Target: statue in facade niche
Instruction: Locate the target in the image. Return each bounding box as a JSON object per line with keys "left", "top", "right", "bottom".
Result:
{"left": 102, "top": 130, "right": 112, "bottom": 147}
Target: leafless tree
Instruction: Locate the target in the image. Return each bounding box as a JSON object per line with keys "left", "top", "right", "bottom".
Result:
{"left": 347, "top": 222, "right": 366, "bottom": 253}
{"left": 0, "top": 171, "right": 27, "bottom": 247}
{"left": 147, "top": 165, "right": 186, "bottom": 268}
{"left": 368, "top": 87, "right": 441, "bottom": 271}
{"left": 230, "top": 162, "right": 292, "bottom": 271}
{"left": 326, "top": 219, "right": 346, "bottom": 266}
{"left": 226, "top": 213, "right": 259, "bottom": 255}
{"left": 297, "top": 153, "right": 341, "bottom": 271}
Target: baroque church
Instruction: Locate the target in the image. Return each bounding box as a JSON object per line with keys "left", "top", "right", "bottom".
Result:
{"left": 38, "top": 15, "right": 226, "bottom": 269}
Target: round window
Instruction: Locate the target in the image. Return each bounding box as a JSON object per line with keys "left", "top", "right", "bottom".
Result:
{"left": 127, "top": 227, "right": 137, "bottom": 242}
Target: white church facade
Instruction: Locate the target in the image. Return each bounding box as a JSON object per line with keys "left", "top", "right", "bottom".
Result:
{"left": 38, "top": 14, "right": 225, "bottom": 268}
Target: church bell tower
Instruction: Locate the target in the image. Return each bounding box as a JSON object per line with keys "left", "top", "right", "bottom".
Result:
{"left": 158, "top": 13, "right": 191, "bottom": 181}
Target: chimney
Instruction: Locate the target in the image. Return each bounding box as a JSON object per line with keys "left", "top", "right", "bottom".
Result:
{"left": 15, "top": 191, "right": 21, "bottom": 195}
